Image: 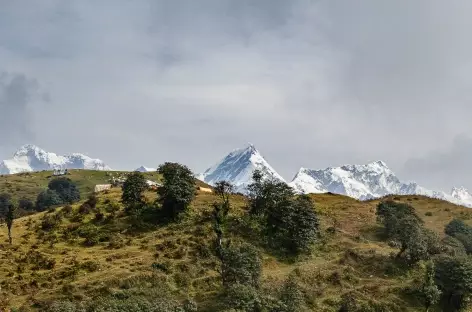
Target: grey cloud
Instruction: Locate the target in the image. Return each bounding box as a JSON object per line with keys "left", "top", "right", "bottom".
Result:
{"left": 402, "top": 134, "right": 472, "bottom": 191}
{"left": 0, "top": 72, "right": 40, "bottom": 148}
{"left": 0, "top": 0, "right": 472, "bottom": 193}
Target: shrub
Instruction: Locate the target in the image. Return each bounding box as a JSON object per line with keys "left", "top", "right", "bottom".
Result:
{"left": 62, "top": 205, "right": 73, "bottom": 215}
{"left": 48, "top": 177, "right": 81, "bottom": 204}
{"left": 425, "top": 211, "right": 433, "bottom": 216}
{"left": 18, "top": 198, "right": 35, "bottom": 211}
{"left": 41, "top": 213, "right": 63, "bottom": 231}
{"left": 157, "top": 162, "right": 196, "bottom": 221}
{"left": 222, "top": 284, "right": 261, "bottom": 311}
{"left": 266, "top": 194, "right": 320, "bottom": 255}
{"left": 108, "top": 235, "right": 126, "bottom": 249}
{"left": 85, "top": 194, "right": 98, "bottom": 209}
{"left": 222, "top": 243, "right": 262, "bottom": 288}
{"left": 94, "top": 212, "right": 105, "bottom": 222}
{"left": 78, "top": 203, "right": 92, "bottom": 215}
{"left": 36, "top": 189, "right": 64, "bottom": 211}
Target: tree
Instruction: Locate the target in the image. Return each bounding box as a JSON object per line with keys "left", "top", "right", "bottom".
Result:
{"left": 5, "top": 204, "right": 16, "bottom": 244}
{"left": 444, "top": 219, "right": 472, "bottom": 254}
{"left": 212, "top": 181, "right": 234, "bottom": 270}
{"left": 435, "top": 255, "right": 472, "bottom": 311}
{"left": 157, "top": 162, "right": 196, "bottom": 221}
{"left": 18, "top": 198, "right": 34, "bottom": 211}
{"left": 121, "top": 171, "right": 148, "bottom": 211}
{"left": 266, "top": 194, "right": 320, "bottom": 255}
{"left": 376, "top": 200, "right": 422, "bottom": 239}
{"left": 445, "top": 219, "right": 472, "bottom": 237}
{"left": 247, "top": 170, "right": 294, "bottom": 216}
{"left": 419, "top": 261, "right": 441, "bottom": 312}
{"left": 48, "top": 177, "right": 80, "bottom": 204}
{"left": 36, "top": 189, "right": 63, "bottom": 211}
{"left": 0, "top": 193, "right": 12, "bottom": 219}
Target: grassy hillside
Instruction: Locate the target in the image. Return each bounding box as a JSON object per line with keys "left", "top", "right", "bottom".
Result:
{"left": 0, "top": 169, "right": 210, "bottom": 202}
{"left": 0, "top": 172, "right": 471, "bottom": 311}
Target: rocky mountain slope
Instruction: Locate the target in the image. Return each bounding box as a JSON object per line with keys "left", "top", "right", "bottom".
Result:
{"left": 0, "top": 144, "right": 111, "bottom": 174}
{"left": 198, "top": 143, "right": 285, "bottom": 193}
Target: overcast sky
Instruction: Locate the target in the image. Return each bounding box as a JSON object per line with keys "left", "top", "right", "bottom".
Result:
{"left": 1, "top": 0, "right": 472, "bottom": 193}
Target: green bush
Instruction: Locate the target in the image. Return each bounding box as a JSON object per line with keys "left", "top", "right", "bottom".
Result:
{"left": 48, "top": 177, "right": 81, "bottom": 204}
{"left": 36, "top": 189, "right": 64, "bottom": 211}
{"left": 41, "top": 213, "right": 63, "bottom": 231}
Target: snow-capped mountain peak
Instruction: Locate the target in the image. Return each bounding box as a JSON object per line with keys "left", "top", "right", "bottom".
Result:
{"left": 451, "top": 187, "right": 472, "bottom": 202}
{"left": 289, "top": 160, "right": 401, "bottom": 200}
{"left": 0, "top": 144, "right": 111, "bottom": 174}
{"left": 135, "top": 166, "right": 156, "bottom": 172}
{"left": 198, "top": 143, "right": 284, "bottom": 193}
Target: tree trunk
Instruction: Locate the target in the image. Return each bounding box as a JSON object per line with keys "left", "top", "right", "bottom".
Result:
{"left": 8, "top": 226, "right": 12, "bottom": 244}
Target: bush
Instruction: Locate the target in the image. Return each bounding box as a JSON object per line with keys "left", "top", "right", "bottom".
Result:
{"left": 36, "top": 189, "right": 64, "bottom": 211}
{"left": 18, "top": 198, "right": 35, "bottom": 211}
{"left": 266, "top": 194, "right": 320, "bottom": 255}
{"left": 222, "top": 244, "right": 262, "bottom": 288}
{"left": 222, "top": 284, "right": 261, "bottom": 311}
{"left": 425, "top": 211, "right": 433, "bottom": 216}
{"left": 41, "top": 213, "right": 63, "bottom": 231}
{"left": 48, "top": 177, "right": 81, "bottom": 204}
{"left": 78, "top": 203, "right": 92, "bottom": 215}
{"left": 108, "top": 235, "right": 126, "bottom": 249}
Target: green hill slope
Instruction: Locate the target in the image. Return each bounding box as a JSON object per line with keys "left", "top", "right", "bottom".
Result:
{"left": 0, "top": 171, "right": 471, "bottom": 311}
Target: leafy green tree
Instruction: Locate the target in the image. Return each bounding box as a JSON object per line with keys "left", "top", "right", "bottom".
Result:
{"left": 18, "top": 198, "right": 35, "bottom": 211}
{"left": 376, "top": 200, "right": 423, "bottom": 239}
{"left": 435, "top": 255, "right": 472, "bottom": 311}
{"left": 266, "top": 194, "right": 320, "bottom": 255}
{"left": 36, "top": 189, "right": 64, "bottom": 211}
{"left": 48, "top": 177, "right": 80, "bottom": 204}
{"left": 5, "top": 203, "right": 16, "bottom": 244}
{"left": 445, "top": 219, "right": 472, "bottom": 237}
{"left": 121, "top": 171, "right": 148, "bottom": 212}
{"left": 247, "top": 170, "right": 294, "bottom": 216}
{"left": 419, "top": 261, "right": 441, "bottom": 312}
{"left": 212, "top": 181, "right": 234, "bottom": 266}
{"left": 0, "top": 193, "right": 12, "bottom": 219}
{"left": 157, "top": 162, "right": 196, "bottom": 220}
{"left": 444, "top": 219, "right": 472, "bottom": 254}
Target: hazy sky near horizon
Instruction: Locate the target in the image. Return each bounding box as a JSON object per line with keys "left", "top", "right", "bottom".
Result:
{"left": 1, "top": 0, "right": 472, "bottom": 192}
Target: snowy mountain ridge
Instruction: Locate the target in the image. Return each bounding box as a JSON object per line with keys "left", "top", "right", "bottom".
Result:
{"left": 135, "top": 166, "right": 156, "bottom": 172}
{"left": 0, "top": 144, "right": 111, "bottom": 174}
{"left": 198, "top": 143, "right": 285, "bottom": 193}
{"left": 200, "top": 144, "right": 472, "bottom": 208}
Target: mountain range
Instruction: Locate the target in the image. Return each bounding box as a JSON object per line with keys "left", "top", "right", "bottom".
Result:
{"left": 1, "top": 144, "right": 471, "bottom": 208}
{"left": 0, "top": 144, "right": 111, "bottom": 174}
{"left": 198, "top": 143, "right": 472, "bottom": 208}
